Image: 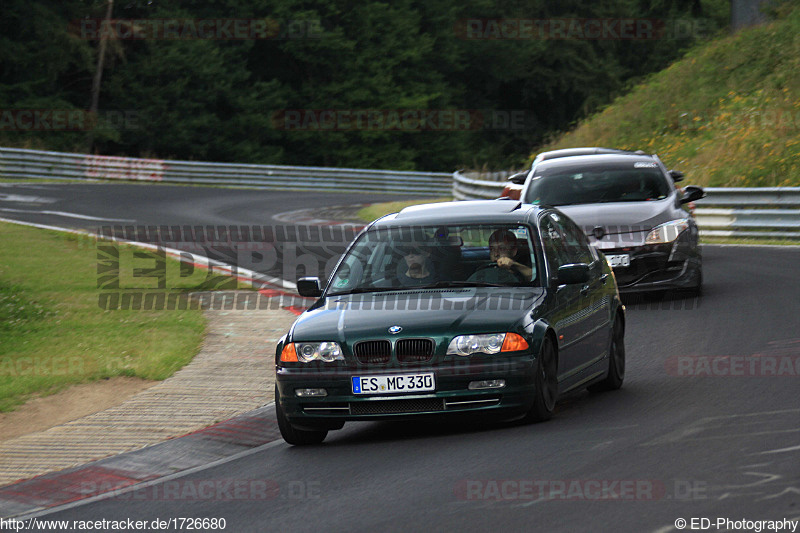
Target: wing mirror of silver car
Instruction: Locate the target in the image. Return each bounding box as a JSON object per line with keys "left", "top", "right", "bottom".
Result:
{"left": 680, "top": 186, "right": 706, "bottom": 204}
{"left": 507, "top": 171, "right": 529, "bottom": 185}
{"left": 669, "top": 169, "right": 685, "bottom": 182}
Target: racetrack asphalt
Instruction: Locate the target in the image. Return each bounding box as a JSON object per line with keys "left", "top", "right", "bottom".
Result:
{"left": 1, "top": 182, "right": 798, "bottom": 530}
{"left": 32, "top": 244, "right": 798, "bottom": 533}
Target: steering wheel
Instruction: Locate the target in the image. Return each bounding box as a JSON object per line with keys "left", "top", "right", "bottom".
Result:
{"left": 469, "top": 262, "right": 519, "bottom": 284}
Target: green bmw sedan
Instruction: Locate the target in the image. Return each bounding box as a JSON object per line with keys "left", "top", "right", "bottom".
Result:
{"left": 275, "top": 200, "right": 625, "bottom": 445}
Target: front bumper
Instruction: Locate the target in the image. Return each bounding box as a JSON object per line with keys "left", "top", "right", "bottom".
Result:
{"left": 276, "top": 357, "right": 537, "bottom": 425}
{"left": 601, "top": 233, "right": 701, "bottom": 293}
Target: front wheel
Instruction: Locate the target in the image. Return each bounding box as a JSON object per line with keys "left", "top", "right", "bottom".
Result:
{"left": 588, "top": 318, "right": 625, "bottom": 392}
{"left": 522, "top": 335, "right": 558, "bottom": 423}
{"left": 275, "top": 386, "right": 328, "bottom": 445}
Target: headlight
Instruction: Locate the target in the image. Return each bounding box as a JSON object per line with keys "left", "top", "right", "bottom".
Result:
{"left": 645, "top": 218, "right": 690, "bottom": 244}
{"left": 280, "top": 342, "right": 344, "bottom": 363}
{"left": 447, "top": 333, "right": 528, "bottom": 356}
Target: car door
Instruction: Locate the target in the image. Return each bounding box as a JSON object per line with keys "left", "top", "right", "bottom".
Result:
{"left": 558, "top": 213, "right": 613, "bottom": 363}
{"left": 538, "top": 212, "right": 589, "bottom": 383}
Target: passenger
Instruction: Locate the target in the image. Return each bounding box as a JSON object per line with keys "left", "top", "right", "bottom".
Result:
{"left": 396, "top": 244, "right": 438, "bottom": 286}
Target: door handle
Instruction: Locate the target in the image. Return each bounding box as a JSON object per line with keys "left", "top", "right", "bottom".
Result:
{"left": 580, "top": 285, "right": 591, "bottom": 296}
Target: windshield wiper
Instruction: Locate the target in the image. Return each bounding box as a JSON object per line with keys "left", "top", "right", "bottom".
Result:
{"left": 424, "top": 281, "right": 507, "bottom": 288}
{"left": 329, "top": 279, "right": 532, "bottom": 295}
{"left": 328, "top": 286, "right": 404, "bottom": 296}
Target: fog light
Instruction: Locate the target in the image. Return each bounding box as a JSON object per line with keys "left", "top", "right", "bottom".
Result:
{"left": 468, "top": 379, "right": 506, "bottom": 390}
{"left": 295, "top": 388, "right": 327, "bottom": 397}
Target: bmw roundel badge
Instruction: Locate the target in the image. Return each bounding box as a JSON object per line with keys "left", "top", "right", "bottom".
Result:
{"left": 388, "top": 325, "right": 403, "bottom": 334}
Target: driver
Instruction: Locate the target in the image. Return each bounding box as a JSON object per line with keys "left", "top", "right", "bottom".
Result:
{"left": 467, "top": 230, "right": 532, "bottom": 283}
{"left": 489, "top": 230, "right": 533, "bottom": 279}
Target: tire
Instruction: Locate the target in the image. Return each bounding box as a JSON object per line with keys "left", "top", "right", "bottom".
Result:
{"left": 275, "top": 386, "right": 328, "bottom": 445}
{"left": 588, "top": 317, "right": 625, "bottom": 392}
{"left": 522, "top": 335, "right": 558, "bottom": 423}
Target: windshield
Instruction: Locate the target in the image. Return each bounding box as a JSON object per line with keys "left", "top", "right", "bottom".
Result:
{"left": 524, "top": 162, "right": 672, "bottom": 206}
{"left": 327, "top": 224, "right": 539, "bottom": 295}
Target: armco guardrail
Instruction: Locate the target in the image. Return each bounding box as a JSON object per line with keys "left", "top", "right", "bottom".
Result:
{"left": 452, "top": 170, "right": 514, "bottom": 200}
{"left": 453, "top": 170, "right": 800, "bottom": 239}
{"left": 0, "top": 147, "right": 452, "bottom": 196}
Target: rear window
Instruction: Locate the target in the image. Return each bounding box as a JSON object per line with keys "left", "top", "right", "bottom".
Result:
{"left": 524, "top": 161, "right": 672, "bottom": 206}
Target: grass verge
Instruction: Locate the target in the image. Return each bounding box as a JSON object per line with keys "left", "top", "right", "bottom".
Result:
{"left": 0, "top": 221, "right": 213, "bottom": 412}
{"left": 701, "top": 236, "right": 800, "bottom": 246}
{"left": 0, "top": 178, "right": 75, "bottom": 184}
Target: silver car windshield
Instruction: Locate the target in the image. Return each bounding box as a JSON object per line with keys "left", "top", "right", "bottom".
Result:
{"left": 525, "top": 163, "right": 672, "bottom": 206}
{"left": 327, "top": 224, "right": 539, "bottom": 295}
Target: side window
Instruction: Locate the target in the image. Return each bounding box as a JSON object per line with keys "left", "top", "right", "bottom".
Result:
{"left": 540, "top": 212, "right": 594, "bottom": 275}
{"left": 560, "top": 216, "right": 595, "bottom": 265}
{"left": 517, "top": 230, "right": 538, "bottom": 283}
{"left": 539, "top": 214, "right": 569, "bottom": 277}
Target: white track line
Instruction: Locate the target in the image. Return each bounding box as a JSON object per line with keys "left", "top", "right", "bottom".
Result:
{"left": 0, "top": 207, "right": 135, "bottom": 223}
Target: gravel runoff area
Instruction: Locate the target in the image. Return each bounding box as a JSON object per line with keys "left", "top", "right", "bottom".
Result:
{"left": 0, "top": 294, "right": 297, "bottom": 487}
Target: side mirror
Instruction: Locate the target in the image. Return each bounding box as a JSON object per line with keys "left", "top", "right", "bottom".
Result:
{"left": 507, "top": 171, "right": 529, "bottom": 185}
{"left": 669, "top": 169, "right": 685, "bottom": 182}
{"left": 297, "top": 277, "right": 323, "bottom": 298}
{"left": 680, "top": 185, "right": 705, "bottom": 204}
{"left": 557, "top": 263, "right": 590, "bottom": 285}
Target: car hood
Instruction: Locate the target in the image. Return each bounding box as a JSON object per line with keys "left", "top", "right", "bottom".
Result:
{"left": 556, "top": 200, "right": 681, "bottom": 247}
{"left": 290, "top": 287, "right": 545, "bottom": 343}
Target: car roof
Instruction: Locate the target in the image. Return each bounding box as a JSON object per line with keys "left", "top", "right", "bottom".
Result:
{"left": 533, "top": 152, "right": 662, "bottom": 172}
{"left": 535, "top": 147, "right": 645, "bottom": 164}
{"left": 372, "top": 200, "right": 543, "bottom": 227}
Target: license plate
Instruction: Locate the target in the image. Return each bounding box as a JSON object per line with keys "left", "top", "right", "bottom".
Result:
{"left": 606, "top": 254, "right": 631, "bottom": 267}
{"left": 352, "top": 373, "right": 435, "bottom": 395}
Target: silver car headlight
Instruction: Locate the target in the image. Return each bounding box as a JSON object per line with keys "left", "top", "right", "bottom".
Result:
{"left": 645, "top": 218, "right": 690, "bottom": 245}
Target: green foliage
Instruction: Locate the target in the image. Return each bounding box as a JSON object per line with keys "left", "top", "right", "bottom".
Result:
{"left": 0, "top": 0, "right": 98, "bottom": 151}
{"left": 0, "top": 0, "right": 729, "bottom": 170}
{"left": 540, "top": 4, "right": 800, "bottom": 187}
